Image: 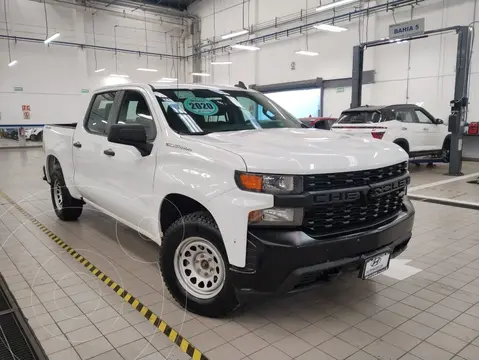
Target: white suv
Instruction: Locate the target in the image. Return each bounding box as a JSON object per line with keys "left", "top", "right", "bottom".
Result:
{"left": 331, "top": 104, "right": 451, "bottom": 159}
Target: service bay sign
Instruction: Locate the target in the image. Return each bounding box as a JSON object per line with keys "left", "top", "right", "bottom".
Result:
{"left": 389, "top": 18, "right": 425, "bottom": 40}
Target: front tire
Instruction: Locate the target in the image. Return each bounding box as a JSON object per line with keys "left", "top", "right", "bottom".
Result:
{"left": 442, "top": 139, "right": 451, "bottom": 162}
{"left": 159, "top": 211, "right": 239, "bottom": 318}
{"left": 50, "top": 169, "right": 83, "bottom": 221}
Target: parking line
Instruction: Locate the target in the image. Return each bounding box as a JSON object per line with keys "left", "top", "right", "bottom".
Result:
{"left": 0, "top": 190, "right": 209, "bottom": 360}
{"left": 408, "top": 171, "right": 479, "bottom": 192}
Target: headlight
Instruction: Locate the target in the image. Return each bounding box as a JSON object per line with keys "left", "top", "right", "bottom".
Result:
{"left": 235, "top": 171, "right": 303, "bottom": 195}
{"left": 249, "top": 207, "right": 303, "bottom": 226}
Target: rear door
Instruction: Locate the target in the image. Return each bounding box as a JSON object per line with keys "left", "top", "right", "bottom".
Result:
{"left": 390, "top": 107, "right": 424, "bottom": 152}
{"left": 72, "top": 91, "right": 118, "bottom": 205}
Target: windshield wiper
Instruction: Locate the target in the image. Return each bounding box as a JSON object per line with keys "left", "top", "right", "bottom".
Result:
{"left": 178, "top": 131, "right": 212, "bottom": 136}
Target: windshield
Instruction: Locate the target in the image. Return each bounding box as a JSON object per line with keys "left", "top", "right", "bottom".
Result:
{"left": 338, "top": 111, "right": 381, "bottom": 124}
{"left": 154, "top": 88, "right": 303, "bottom": 134}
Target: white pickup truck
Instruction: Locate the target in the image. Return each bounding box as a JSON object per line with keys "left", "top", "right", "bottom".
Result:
{"left": 43, "top": 83, "right": 415, "bottom": 317}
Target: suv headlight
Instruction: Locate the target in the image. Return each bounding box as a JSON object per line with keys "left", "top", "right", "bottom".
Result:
{"left": 235, "top": 171, "right": 303, "bottom": 195}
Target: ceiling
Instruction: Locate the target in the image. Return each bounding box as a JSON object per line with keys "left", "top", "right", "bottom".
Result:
{"left": 133, "top": 0, "right": 198, "bottom": 11}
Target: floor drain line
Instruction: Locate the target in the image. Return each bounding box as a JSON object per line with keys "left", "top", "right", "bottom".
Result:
{"left": 0, "top": 191, "right": 208, "bottom": 360}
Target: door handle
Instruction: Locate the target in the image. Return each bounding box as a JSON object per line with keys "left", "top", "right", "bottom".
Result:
{"left": 103, "top": 149, "right": 115, "bottom": 156}
{"left": 73, "top": 141, "right": 82, "bottom": 148}
{"left": 423, "top": 128, "right": 429, "bottom": 131}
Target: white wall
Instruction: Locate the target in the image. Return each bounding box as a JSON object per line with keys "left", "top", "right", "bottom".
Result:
{"left": 0, "top": 0, "right": 187, "bottom": 125}
{"left": 189, "top": 0, "right": 479, "bottom": 121}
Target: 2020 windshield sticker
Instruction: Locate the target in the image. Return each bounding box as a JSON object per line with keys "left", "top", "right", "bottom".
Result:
{"left": 184, "top": 97, "right": 218, "bottom": 116}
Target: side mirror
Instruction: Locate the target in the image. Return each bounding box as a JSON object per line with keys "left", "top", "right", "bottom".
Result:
{"left": 436, "top": 118, "right": 444, "bottom": 125}
{"left": 108, "top": 124, "right": 152, "bottom": 156}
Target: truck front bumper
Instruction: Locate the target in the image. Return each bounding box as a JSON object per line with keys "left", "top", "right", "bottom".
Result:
{"left": 230, "top": 197, "right": 414, "bottom": 300}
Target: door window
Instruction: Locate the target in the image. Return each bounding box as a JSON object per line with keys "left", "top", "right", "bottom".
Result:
{"left": 85, "top": 92, "right": 116, "bottom": 135}
{"left": 415, "top": 109, "right": 434, "bottom": 124}
{"left": 116, "top": 91, "right": 157, "bottom": 141}
{"left": 394, "top": 110, "right": 415, "bottom": 123}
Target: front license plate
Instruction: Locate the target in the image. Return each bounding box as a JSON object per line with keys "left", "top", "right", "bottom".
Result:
{"left": 361, "top": 252, "right": 391, "bottom": 279}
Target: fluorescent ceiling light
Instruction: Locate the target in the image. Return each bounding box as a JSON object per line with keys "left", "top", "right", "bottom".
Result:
{"left": 316, "top": 0, "right": 357, "bottom": 13}
{"left": 231, "top": 44, "right": 260, "bottom": 51}
{"left": 110, "top": 74, "right": 129, "bottom": 78}
{"left": 137, "top": 68, "right": 158, "bottom": 72}
{"left": 8, "top": 60, "right": 18, "bottom": 67}
{"left": 95, "top": 68, "right": 106, "bottom": 73}
{"left": 44, "top": 32, "right": 60, "bottom": 44}
{"left": 192, "top": 72, "right": 211, "bottom": 77}
{"left": 221, "top": 29, "right": 249, "bottom": 40}
{"left": 156, "top": 77, "right": 178, "bottom": 82}
{"left": 295, "top": 50, "right": 319, "bottom": 56}
{"left": 314, "top": 24, "right": 348, "bottom": 32}
{"left": 211, "top": 61, "right": 233, "bottom": 65}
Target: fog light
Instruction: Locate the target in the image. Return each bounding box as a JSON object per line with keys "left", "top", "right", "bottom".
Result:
{"left": 248, "top": 208, "right": 303, "bottom": 226}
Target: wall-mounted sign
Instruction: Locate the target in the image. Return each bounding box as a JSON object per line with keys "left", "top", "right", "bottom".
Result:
{"left": 336, "top": 87, "right": 345, "bottom": 93}
{"left": 14, "top": 86, "right": 23, "bottom": 92}
{"left": 389, "top": 18, "right": 425, "bottom": 40}
{"left": 22, "top": 105, "right": 30, "bottom": 111}
{"left": 23, "top": 111, "right": 30, "bottom": 120}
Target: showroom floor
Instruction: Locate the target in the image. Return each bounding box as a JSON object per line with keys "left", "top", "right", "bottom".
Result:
{"left": 1, "top": 148, "right": 479, "bottom": 360}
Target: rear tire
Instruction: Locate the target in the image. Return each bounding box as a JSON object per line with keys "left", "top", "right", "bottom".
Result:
{"left": 159, "top": 211, "right": 239, "bottom": 318}
{"left": 50, "top": 169, "right": 83, "bottom": 221}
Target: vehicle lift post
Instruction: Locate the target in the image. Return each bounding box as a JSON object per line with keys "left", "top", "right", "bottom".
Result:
{"left": 350, "top": 26, "right": 473, "bottom": 176}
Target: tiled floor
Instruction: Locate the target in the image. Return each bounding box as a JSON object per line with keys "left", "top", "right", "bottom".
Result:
{"left": 1, "top": 148, "right": 479, "bottom": 360}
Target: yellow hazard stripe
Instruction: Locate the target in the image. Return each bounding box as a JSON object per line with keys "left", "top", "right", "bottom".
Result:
{"left": 0, "top": 190, "right": 208, "bottom": 360}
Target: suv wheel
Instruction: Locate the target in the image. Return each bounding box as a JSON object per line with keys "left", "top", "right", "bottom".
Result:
{"left": 50, "top": 169, "right": 83, "bottom": 221}
{"left": 442, "top": 139, "right": 451, "bottom": 162}
{"left": 159, "top": 211, "right": 239, "bottom": 317}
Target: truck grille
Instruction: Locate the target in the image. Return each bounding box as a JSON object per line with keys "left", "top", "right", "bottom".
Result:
{"left": 303, "top": 188, "right": 404, "bottom": 236}
{"left": 304, "top": 161, "right": 408, "bottom": 191}
{"left": 302, "top": 160, "right": 408, "bottom": 237}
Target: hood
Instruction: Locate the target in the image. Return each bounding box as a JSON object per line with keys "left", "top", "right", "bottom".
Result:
{"left": 184, "top": 128, "right": 408, "bottom": 174}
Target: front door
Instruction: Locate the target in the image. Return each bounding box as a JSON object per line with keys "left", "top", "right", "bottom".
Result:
{"left": 101, "top": 89, "right": 158, "bottom": 237}
{"left": 72, "top": 91, "right": 117, "bottom": 206}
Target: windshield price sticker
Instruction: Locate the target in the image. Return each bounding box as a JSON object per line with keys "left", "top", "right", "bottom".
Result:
{"left": 184, "top": 98, "right": 218, "bottom": 116}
